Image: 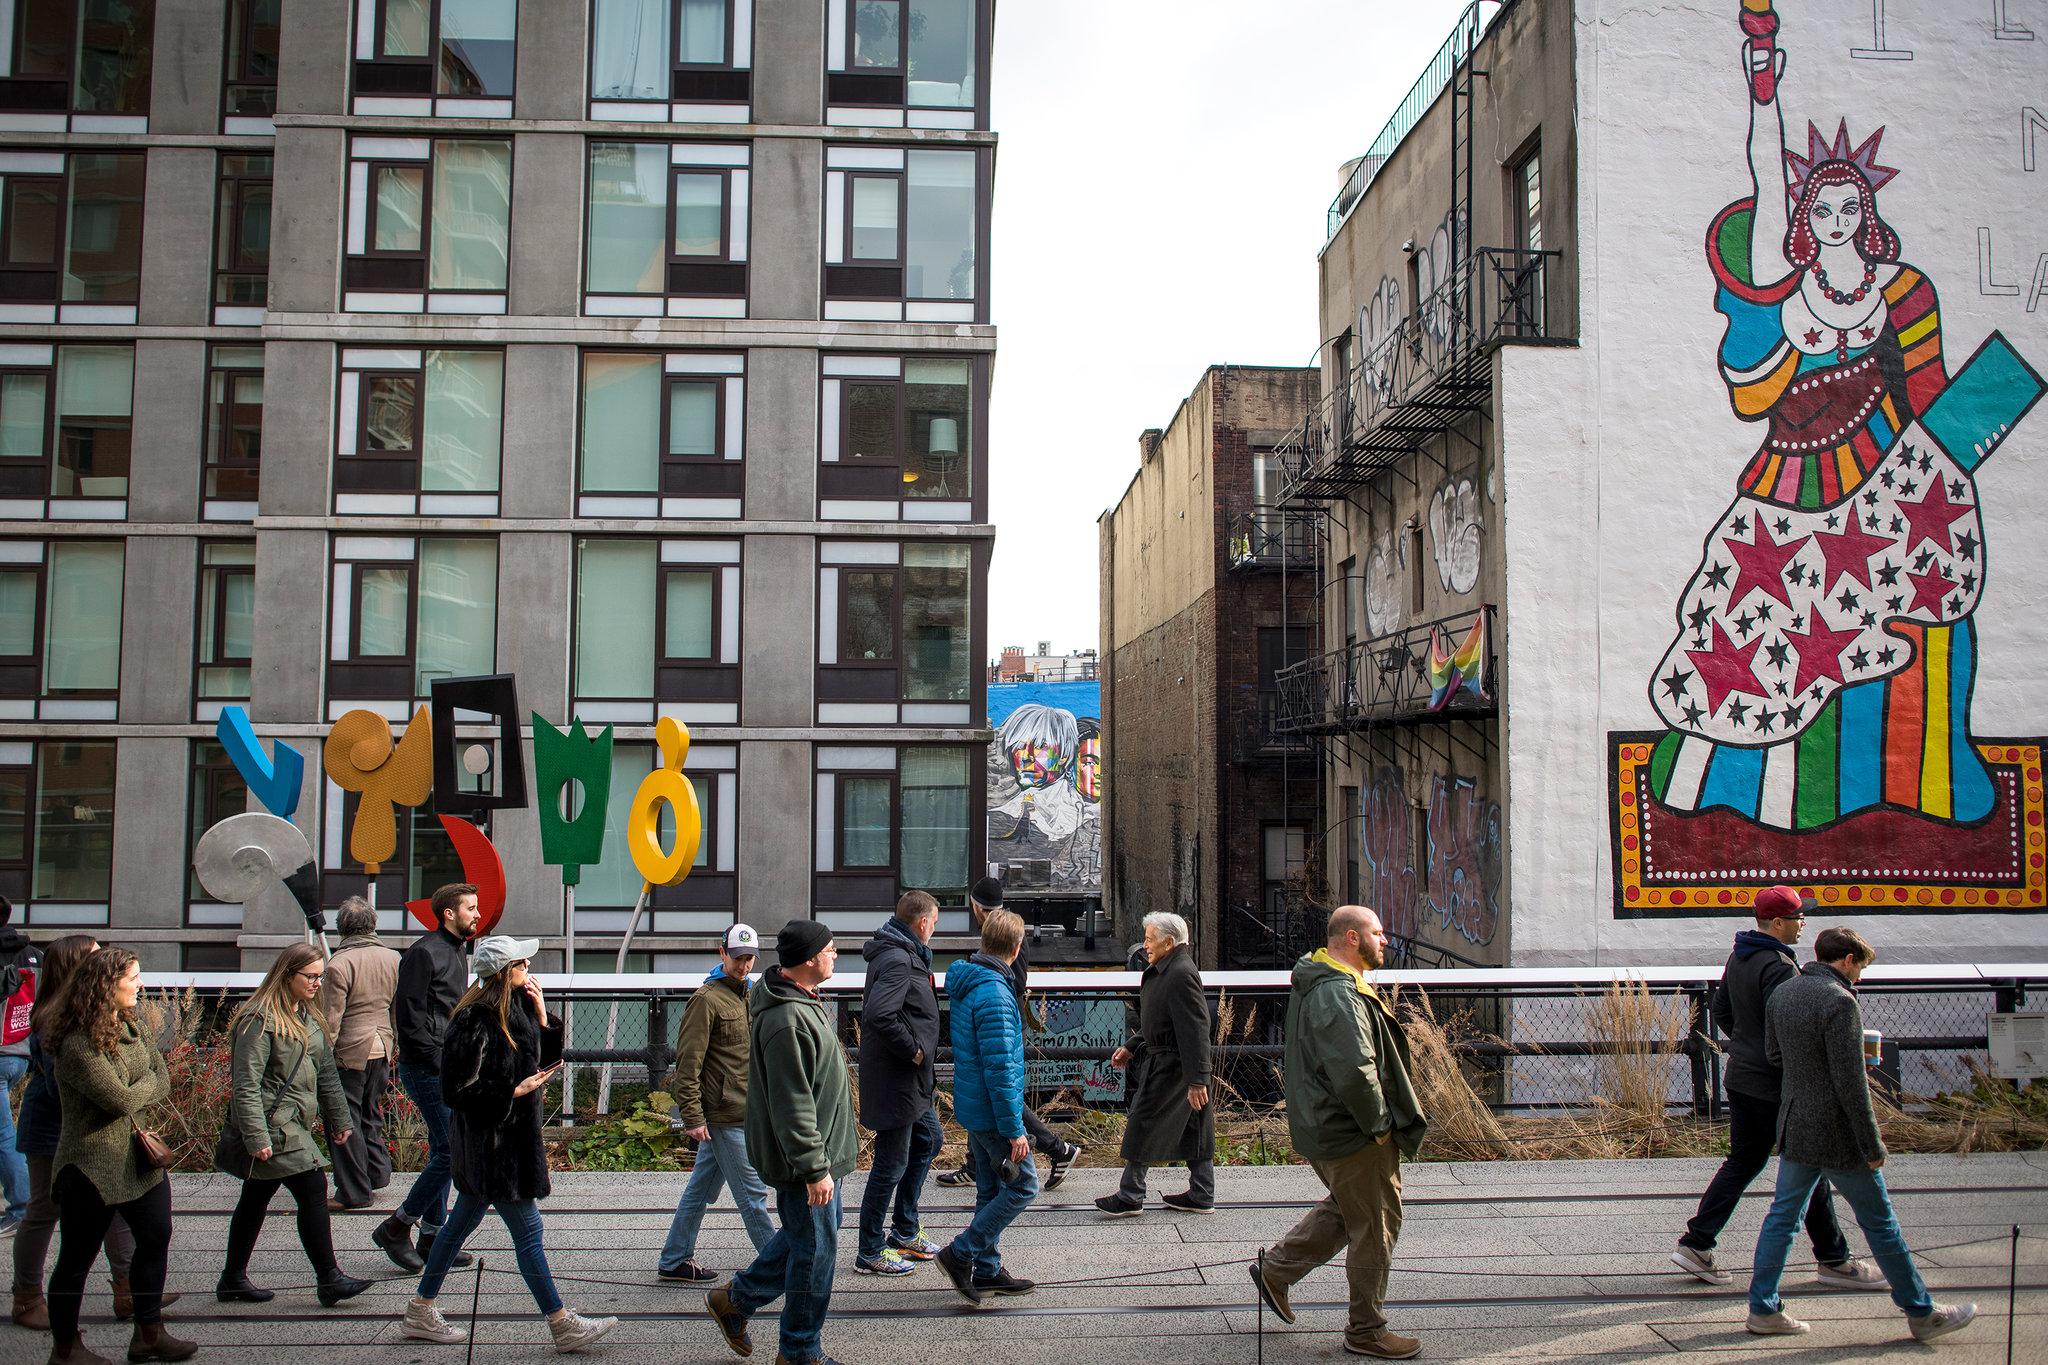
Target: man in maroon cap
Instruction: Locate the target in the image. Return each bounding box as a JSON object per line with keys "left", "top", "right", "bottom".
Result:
{"left": 1670, "top": 886, "right": 1883, "bottom": 1288}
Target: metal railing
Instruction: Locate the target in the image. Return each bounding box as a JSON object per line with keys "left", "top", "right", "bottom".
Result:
{"left": 1273, "top": 605, "right": 1495, "bottom": 735}
{"left": 1227, "top": 504, "right": 1318, "bottom": 571}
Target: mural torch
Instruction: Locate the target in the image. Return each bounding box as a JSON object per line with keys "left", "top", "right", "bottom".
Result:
{"left": 1741, "top": 0, "right": 1780, "bottom": 105}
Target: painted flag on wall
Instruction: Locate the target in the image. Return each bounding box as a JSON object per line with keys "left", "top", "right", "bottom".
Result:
{"left": 1429, "top": 616, "right": 1487, "bottom": 710}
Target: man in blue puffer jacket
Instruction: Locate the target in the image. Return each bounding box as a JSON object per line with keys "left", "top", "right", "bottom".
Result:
{"left": 934, "top": 908, "right": 1038, "bottom": 1305}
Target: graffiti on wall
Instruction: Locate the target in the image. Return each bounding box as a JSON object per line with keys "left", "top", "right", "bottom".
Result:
{"left": 988, "top": 681, "right": 1102, "bottom": 893}
{"left": 1359, "top": 766, "right": 1501, "bottom": 946}
{"left": 1428, "top": 475, "right": 1482, "bottom": 594}
{"left": 1610, "top": 6, "right": 2048, "bottom": 915}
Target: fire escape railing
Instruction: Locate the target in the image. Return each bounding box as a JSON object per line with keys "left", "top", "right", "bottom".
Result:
{"left": 1273, "top": 605, "right": 1495, "bottom": 736}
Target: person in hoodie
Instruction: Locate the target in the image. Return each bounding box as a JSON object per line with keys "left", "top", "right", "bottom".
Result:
{"left": 1671, "top": 885, "right": 1880, "bottom": 1290}
{"left": 1247, "top": 906, "right": 1426, "bottom": 1361}
{"left": 852, "top": 891, "right": 944, "bottom": 1276}
{"left": 933, "top": 908, "right": 1038, "bottom": 1304}
{"left": 706, "top": 921, "right": 857, "bottom": 1365}
{"left": 0, "top": 895, "right": 39, "bottom": 1238}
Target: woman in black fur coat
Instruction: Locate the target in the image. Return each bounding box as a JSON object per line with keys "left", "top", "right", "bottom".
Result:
{"left": 396, "top": 936, "right": 617, "bottom": 1354}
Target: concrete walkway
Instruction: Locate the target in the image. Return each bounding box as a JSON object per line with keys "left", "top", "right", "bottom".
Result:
{"left": 19, "top": 1151, "right": 2047, "bottom": 1363}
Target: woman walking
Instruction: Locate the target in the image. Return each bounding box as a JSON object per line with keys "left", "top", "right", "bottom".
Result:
{"left": 42, "top": 948, "right": 190, "bottom": 1364}
{"left": 215, "top": 944, "right": 370, "bottom": 1307}
{"left": 399, "top": 936, "right": 616, "bottom": 1353}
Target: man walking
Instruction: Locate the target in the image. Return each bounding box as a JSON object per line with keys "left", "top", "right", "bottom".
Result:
{"left": 1096, "top": 911, "right": 1213, "bottom": 1216}
{"left": 374, "top": 882, "right": 478, "bottom": 1273}
{"left": 321, "top": 896, "right": 401, "bottom": 1211}
{"left": 1672, "top": 885, "right": 1880, "bottom": 1287}
{"left": 658, "top": 923, "right": 775, "bottom": 1283}
{"left": 707, "top": 922, "right": 856, "bottom": 1365}
{"left": 1745, "top": 928, "right": 1976, "bottom": 1342}
{"left": 1248, "top": 905, "right": 1427, "bottom": 1360}
{"left": 853, "top": 892, "right": 943, "bottom": 1276}
{"left": 937, "top": 879, "right": 1081, "bottom": 1189}
{"left": 934, "top": 907, "right": 1038, "bottom": 1304}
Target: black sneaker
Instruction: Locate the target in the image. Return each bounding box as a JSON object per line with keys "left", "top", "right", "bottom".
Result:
{"left": 1094, "top": 1193, "right": 1144, "bottom": 1217}
{"left": 316, "top": 1272, "right": 372, "bottom": 1307}
{"left": 1043, "top": 1141, "right": 1082, "bottom": 1191}
{"left": 215, "top": 1278, "right": 274, "bottom": 1304}
{"left": 972, "top": 1267, "right": 1035, "bottom": 1297}
{"left": 372, "top": 1215, "right": 423, "bottom": 1273}
{"left": 935, "top": 1165, "right": 974, "bottom": 1187}
{"left": 1161, "top": 1191, "right": 1214, "bottom": 1214}
{"left": 706, "top": 1285, "right": 753, "bottom": 1357}
{"left": 933, "top": 1243, "right": 982, "bottom": 1305}
{"left": 659, "top": 1259, "right": 721, "bottom": 1284}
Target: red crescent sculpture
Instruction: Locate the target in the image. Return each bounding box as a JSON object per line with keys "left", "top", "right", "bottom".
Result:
{"left": 405, "top": 815, "right": 507, "bottom": 934}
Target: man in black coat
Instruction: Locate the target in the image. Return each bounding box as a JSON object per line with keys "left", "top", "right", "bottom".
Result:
{"left": 1097, "top": 910, "right": 1213, "bottom": 1215}
{"left": 853, "top": 891, "right": 944, "bottom": 1275}
{"left": 1672, "top": 885, "right": 1879, "bottom": 1290}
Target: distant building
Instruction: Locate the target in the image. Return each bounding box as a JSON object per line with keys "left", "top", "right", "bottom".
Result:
{"left": 992, "top": 646, "right": 1098, "bottom": 683}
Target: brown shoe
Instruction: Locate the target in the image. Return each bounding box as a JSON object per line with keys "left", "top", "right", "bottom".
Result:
{"left": 46, "top": 1339, "right": 112, "bottom": 1365}
{"left": 1346, "top": 1328, "right": 1422, "bottom": 1359}
{"left": 109, "top": 1283, "right": 181, "bottom": 1322}
{"left": 124, "top": 1321, "right": 198, "bottom": 1362}
{"left": 14, "top": 1289, "right": 51, "bottom": 1329}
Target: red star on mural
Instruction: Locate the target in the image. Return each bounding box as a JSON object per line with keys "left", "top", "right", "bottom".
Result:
{"left": 1802, "top": 328, "right": 1823, "bottom": 346}
{"left": 1781, "top": 614, "right": 1861, "bottom": 696}
{"left": 1908, "top": 565, "right": 1957, "bottom": 615}
{"left": 1811, "top": 517, "right": 1895, "bottom": 590}
{"left": 1858, "top": 326, "right": 1877, "bottom": 340}
{"left": 1685, "top": 619, "right": 1768, "bottom": 714}
{"left": 1722, "top": 520, "right": 1810, "bottom": 611}
{"left": 1897, "top": 479, "right": 1973, "bottom": 557}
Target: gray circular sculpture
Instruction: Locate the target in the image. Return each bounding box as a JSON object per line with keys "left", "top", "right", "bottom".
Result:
{"left": 194, "top": 812, "right": 324, "bottom": 931}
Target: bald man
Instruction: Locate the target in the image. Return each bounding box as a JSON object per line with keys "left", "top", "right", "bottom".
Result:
{"left": 1248, "top": 907, "right": 1428, "bottom": 1360}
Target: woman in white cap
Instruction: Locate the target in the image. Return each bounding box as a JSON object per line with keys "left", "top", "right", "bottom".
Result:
{"left": 398, "top": 936, "right": 617, "bottom": 1353}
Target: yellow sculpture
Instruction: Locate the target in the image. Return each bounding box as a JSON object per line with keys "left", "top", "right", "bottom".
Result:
{"left": 323, "top": 707, "right": 434, "bottom": 873}
{"left": 626, "top": 716, "right": 701, "bottom": 889}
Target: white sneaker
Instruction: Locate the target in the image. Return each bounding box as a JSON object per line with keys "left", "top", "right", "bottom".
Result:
{"left": 1746, "top": 1310, "right": 1811, "bottom": 1336}
{"left": 1815, "top": 1257, "right": 1888, "bottom": 1289}
{"left": 550, "top": 1309, "right": 620, "bottom": 1353}
{"left": 1909, "top": 1302, "right": 1977, "bottom": 1342}
{"left": 1671, "top": 1245, "right": 1731, "bottom": 1284}
{"left": 403, "top": 1297, "right": 468, "bottom": 1344}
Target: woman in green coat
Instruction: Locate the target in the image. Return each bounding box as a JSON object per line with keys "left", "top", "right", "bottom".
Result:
{"left": 214, "top": 943, "right": 370, "bottom": 1308}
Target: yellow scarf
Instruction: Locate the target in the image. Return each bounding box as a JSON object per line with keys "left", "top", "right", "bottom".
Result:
{"left": 1310, "top": 947, "right": 1385, "bottom": 1009}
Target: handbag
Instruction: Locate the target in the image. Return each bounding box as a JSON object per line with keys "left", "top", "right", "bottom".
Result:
{"left": 132, "top": 1120, "right": 175, "bottom": 1171}
{"left": 213, "top": 1027, "right": 309, "bottom": 1179}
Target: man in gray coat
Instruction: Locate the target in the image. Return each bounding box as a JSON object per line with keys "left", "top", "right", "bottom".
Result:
{"left": 320, "top": 897, "right": 401, "bottom": 1210}
{"left": 1745, "top": 927, "right": 1975, "bottom": 1343}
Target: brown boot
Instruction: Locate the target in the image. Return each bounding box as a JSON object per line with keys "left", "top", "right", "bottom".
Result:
{"left": 46, "top": 1339, "right": 113, "bottom": 1365}
{"left": 14, "top": 1289, "right": 51, "bottom": 1329}
{"left": 109, "top": 1282, "right": 180, "bottom": 1322}
{"left": 124, "top": 1321, "right": 197, "bottom": 1362}
{"left": 1345, "top": 1327, "right": 1423, "bottom": 1359}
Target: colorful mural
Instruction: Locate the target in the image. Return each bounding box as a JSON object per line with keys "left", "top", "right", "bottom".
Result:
{"left": 1361, "top": 766, "right": 1501, "bottom": 947}
{"left": 987, "top": 680, "right": 1102, "bottom": 893}
{"left": 1609, "top": 3, "right": 2047, "bottom": 916}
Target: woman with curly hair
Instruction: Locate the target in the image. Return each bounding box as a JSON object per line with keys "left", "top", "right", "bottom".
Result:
{"left": 214, "top": 943, "right": 370, "bottom": 1308}
{"left": 41, "top": 947, "right": 190, "bottom": 1363}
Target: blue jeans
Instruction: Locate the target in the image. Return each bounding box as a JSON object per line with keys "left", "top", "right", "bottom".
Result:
{"left": 660, "top": 1123, "right": 775, "bottom": 1269}
{"left": 729, "top": 1183, "right": 841, "bottom": 1363}
{"left": 1749, "top": 1159, "right": 1932, "bottom": 1317}
{"left": 0, "top": 1054, "right": 28, "bottom": 1219}
{"left": 856, "top": 1106, "right": 942, "bottom": 1260}
{"left": 396, "top": 1062, "right": 453, "bottom": 1233}
{"left": 418, "top": 1192, "right": 562, "bottom": 1316}
{"left": 950, "top": 1129, "right": 1039, "bottom": 1279}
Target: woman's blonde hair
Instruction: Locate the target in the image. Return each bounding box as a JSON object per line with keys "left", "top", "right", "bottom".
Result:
{"left": 230, "top": 942, "right": 323, "bottom": 1045}
{"left": 452, "top": 966, "right": 521, "bottom": 1049}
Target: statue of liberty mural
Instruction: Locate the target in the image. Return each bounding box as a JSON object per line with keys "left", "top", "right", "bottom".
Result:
{"left": 1643, "top": 1, "right": 2042, "bottom": 831}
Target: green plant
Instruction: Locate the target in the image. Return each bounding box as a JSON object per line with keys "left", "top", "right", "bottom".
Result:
{"left": 566, "top": 1091, "right": 686, "bottom": 1170}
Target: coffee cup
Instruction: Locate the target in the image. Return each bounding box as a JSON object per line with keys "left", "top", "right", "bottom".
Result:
{"left": 1862, "top": 1027, "right": 1882, "bottom": 1068}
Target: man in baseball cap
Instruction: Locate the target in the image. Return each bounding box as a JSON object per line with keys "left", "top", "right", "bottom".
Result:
{"left": 656, "top": 923, "right": 773, "bottom": 1284}
{"left": 1671, "top": 887, "right": 1882, "bottom": 1290}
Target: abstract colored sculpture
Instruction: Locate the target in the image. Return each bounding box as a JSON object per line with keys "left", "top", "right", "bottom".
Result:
{"left": 193, "top": 813, "right": 323, "bottom": 933}
{"left": 627, "top": 717, "right": 702, "bottom": 890}
{"left": 214, "top": 706, "right": 305, "bottom": 821}
{"left": 404, "top": 813, "right": 507, "bottom": 934}
{"left": 532, "top": 714, "right": 614, "bottom": 886}
{"left": 429, "top": 673, "right": 528, "bottom": 818}
{"left": 323, "top": 707, "right": 434, "bottom": 872}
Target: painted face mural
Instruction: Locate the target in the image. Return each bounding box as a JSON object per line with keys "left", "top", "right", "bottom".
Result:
{"left": 1076, "top": 734, "right": 1102, "bottom": 803}
{"left": 988, "top": 687, "right": 1101, "bottom": 892}
{"left": 1609, "top": 6, "right": 2046, "bottom": 916}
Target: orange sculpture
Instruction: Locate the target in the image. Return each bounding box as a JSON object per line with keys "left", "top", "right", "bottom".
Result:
{"left": 323, "top": 707, "right": 434, "bottom": 873}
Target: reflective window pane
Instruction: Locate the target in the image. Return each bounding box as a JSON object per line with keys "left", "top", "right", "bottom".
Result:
{"left": 420, "top": 349, "right": 503, "bottom": 492}
{"left": 220, "top": 571, "right": 255, "bottom": 659}
{"left": 439, "top": 0, "right": 518, "bottom": 97}
{"left": 0, "top": 769, "right": 27, "bottom": 865}
{"left": 679, "top": 0, "right": 727, "bottom": 63}
{"left": 851, "top": 0, "right": 901, "bottom": 68}
{"left": 672, "top": 172, "right": 724, "bottom": 257}
{"left": 6, "top": 181, "right": 61, "bottom": 267}
{"left": 906, "top": 150, "right": 975, "bottom": 299}
{"left": 663, "top": 570, "right": 714, "bottom": 659}
{"left": 356, "top": 566, "right": 410, "bottom": 656}
{"left": 842, "top": 571, "right": 894, "bottom": 661}
{"left": 430, "top": 141, "right": 511, "bottom": 291}
{"left": 586, "top": 143, "right": 668, "bottom": 293}
{"left": 580, "top": 352, "right": 660, "bottom": 491}
{"left": 907, "top": 0, "right": 974, "bottom": 108}
{"left": 850, "top": 176, "right": 899, "bottom": 260}
{"left": 575, "top": 539, "right": 655, "bottom": 699}
{"left": 53, "top": 347, "right": 132, "bottom": 498}
{"left": 33, "top": 742, "right": 116, "bottom": 903}
{"left": 373, "top": 165, "right": 425, "bottom": 253}
{"left": 63, "top": 154, "right": 145, "bottom": 302}
{"left": 841, "top": 775, "right": 890, "bottom": 867}
{"left": 591, "top": 0, "right": 669, "bottom": 99}
{"left": 667, "top": 380, "right": 717, "bottom": 456}
{"left": 0, "top": 570, "right": 36, "bottom": 657}
{"left": 415, "top": 538, "right": 497, "bottom": 691}
{"left": 0, "top": 376, "right": 48, "bottom": 460}
{"left": 43, "top": 542, "right": 123, "bottom": 693}
{"left": 903, "top": 358, "right": 969, "bottom": 498}
{"left": 901, "top": 543, "right": 969, "bottom": 700}
{"left": 384, "top": 0, "right": 430, "bottom": 56}
{"left": 19, "top": 2, "right": 71, "bottom": 76}
{"left": 844, "top": 383, "right": 897, "bottom": 462}
{"left": 75, "top": 0, "right": 154, "bottom": 114}
{"left": 899, "top": 747, "right": 968, "bottom": 893}
{"left": 364, "top": 375, "right": 418, "bottom": 452}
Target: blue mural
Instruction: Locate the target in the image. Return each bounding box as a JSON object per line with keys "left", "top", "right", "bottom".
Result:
{"left": 988, "top": 681, "right": 1101, "bottom": 892}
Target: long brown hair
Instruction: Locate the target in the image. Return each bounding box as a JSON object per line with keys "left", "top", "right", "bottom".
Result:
{"left": 40, "top": 947, "right": 138, "bottom": 1055}
{"left": 29, "top": 934, "right": 100, "bottom": 1031}
{"left": 452, "top": 968, "right": 521, "bottom": 1049}
{"left": 229, "top": 943, "right": 322, "bottom": 1045}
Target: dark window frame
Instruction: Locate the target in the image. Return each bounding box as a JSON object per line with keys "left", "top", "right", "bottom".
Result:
{"left": 0, "top": 738, "right": 119, "bottom": 913}
{"left": 213, "top": 152, "right": 273, "bottom": 307}
{"left": 0, "top": 174, "right": 64, "bottom": 298}
{"left": 32, "top": 539, "right": 122, "bottom": 700}
{"left": 661, "top": 374, "right": 725, "bottom": 465}
{"left": 203, "top": 346, "right": 263, "bottom": 502}
{"left": 194, "top": 542, "right": 255, "bottom": 706}
{"left": 186, "top": 738, "right": 249, "bottom": 904}
{"left": 359, "top": 0, "right": 519, "bottom": 100}
{"left": 337, "top": 347, "right": 503, "bottom": 501}
{"left": 669, "top": 165, "right": 733, "bottom": 263}
{"left": 837, "top": 566, "right": 900, "bottom": 667}
{"left": 588, "top": 0, "right": 752, "bottom": 106}
{"left": 348, "top": 558, "right": 417, "bottom": 663}
{"left": 0, "top": 361, "right": 56, "bottom": 498}
{"left": 846, "top": 0, "right": 906, "bottom": 75}
{"left": 843, "top": 170, "right": 905, "bottom": 266}
{"left": 0, "top": 560, "right": 47, "bottom": 677}
{"left": 834, "top": 768, "right": 898, "bottom": 870}
{"left": 222, "top": 0, "right": 282, "bottom": 119}
{"left": 583, "top": 142, "right": 747, "bottom": 302}
{"left": 2, "top": 1, "right": 155, "bottom": 118}
{"left": 364, "top": 158, "right": 431, "bottom": 261}
{"left": 657, "top": 563, "right": 720, "bottom": 663}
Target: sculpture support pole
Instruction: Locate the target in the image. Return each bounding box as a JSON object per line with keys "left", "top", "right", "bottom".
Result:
{"left": 561, "top": 884, "right": 577, "bottom": 1125}
{"left": 596, "top": 883, "right": 651, "bottom": 1115}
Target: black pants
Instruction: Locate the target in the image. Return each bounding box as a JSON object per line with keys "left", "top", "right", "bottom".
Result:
{"left": 223, "top": 1167, "right": 338, "bottom": 1284}
{"left": 961, "top": 1105, "right": 1063, "bottom": 1175}
{"left": 49, "top": 1168, "right": 172, "bottom": 1345}
{"left": 331, "top": 1059, "right": 392, "bottom": 1208}
{"left": 1681, "top": 1089, "right": 1850, "bottom": 1262}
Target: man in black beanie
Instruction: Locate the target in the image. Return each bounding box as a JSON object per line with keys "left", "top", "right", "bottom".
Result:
{"left": 708, "top": 921, "right": 856, "bottom": 1364}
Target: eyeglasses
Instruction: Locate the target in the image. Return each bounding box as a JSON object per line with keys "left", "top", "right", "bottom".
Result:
{"left": 296, "top": 970, "right": 324, "bottom": 984}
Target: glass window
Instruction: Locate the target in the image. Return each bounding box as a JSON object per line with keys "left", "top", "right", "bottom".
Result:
{"left": 901, "top": 544, "right": 969, "bottom": 700}
{"left": 439, "top": 0, "right": 518, "bottom": 97}
{"left": 52, "top": 346, "right": 132, "bottom": 498}
{"left": 667, "top": 380, "right": 717, "bottom": 456}
{"left": 33, "top": 742, "right": 115, "bottom": 902}
{"left": 844, "top": 382, "right": 897, "bottom": 462}
{"left": 841, "top": 775, "right": 890, "bottom": 866}
{"left": 384, "top": 0, "right": 431, "bottom": 56}
{"left": 74, "top": 0, "right": 154, "bottom": 114}
{"left": 587, "top": 143, "right": 668, "bottom": 294}
{"left": 356, "top": 566, "right": 410, "bottom": 656}
{"left": 18, "top": 4, "right": 72, "bottom": 77}
{"left": 673, "top": 171, "right": 724, "bottom": 257}
{"left": 0, "top": 375, "right": 47, "bottom": 460}
{"left": 850, "top": 176, "right": 899, "bottom": 261}
{"left": 226, "top": 0, "right": 283, "bottom": 116}
{"left": 907, "top": 0, "right": 975, "bottom": 108}
{"left": 842, "top": 571, "right": 894, "bottom": 661}
{"left": 216, "top": 154, "right": 273, "bottom": 306}
{"left": 198, "top": 543, "right": 256, "bottom": 699}
{"left": 899, "top": 747, "right": 968, "bottom": 892}
{"left": 63, "top": 154, "right": 145, "bottom": 303}
{"left": 905, "top": 150, "right": 974, "bottom": 300}
{"left": 373, "top": 165, "right": 425, "bottom": 252}
{"left": 43, "top": 542, "right": 122, "bottom": 694}
{"left": 0, "top": 570, "right": 36, "bottom": 657}
{"left": 420, "top": 349, "right": 503, "bottom": 491}
{"left": 591, "top": 0, "right": 668, "bottom": 99}
{"left": 663, "top": 569, "right": 714, "bottom": 659}
{"left": 581, "top": 352, "right": 660, "bottom": 491}
{"left": 187, "top": 740, "right": 248, "bottom": 900}
{"left": 576, "top": 539, "right": 655, "bottom": 699}
{"left": 679, "top": 0, "right": 727, "bottom": 63}
{"left": 429, "top": 141, "right": 510, "bottom": 291}
{"left": 580, "top": 744, "right": 678, "bottom": 906}
{"left": 205, "top": 346, "right": 264, "bottom": 500}
{"left": 365, "top": 374, "right": 418, "bottom": 452}
{"left": 5, "top": 181, "right": 60, "bottom": 267}
{"left": 903, "top": 358, "right": 969, "bottom": 497}
{"left": 852, "top": 1, "right": 901, "bottom": 69}
{"left": 414, "top": 538, "right": 496, "bottom": 690}
{"left": 0, "top": 767, "right": 24, "bottom": 868}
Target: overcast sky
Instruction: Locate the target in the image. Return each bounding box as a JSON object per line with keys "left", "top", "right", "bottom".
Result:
{"left": 984, "top": 0, "right": 1475, "bottom": 656}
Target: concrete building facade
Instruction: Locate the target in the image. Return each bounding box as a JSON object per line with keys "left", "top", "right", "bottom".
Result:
{"left": 0, "top": 0, "right": 997, "bottom": 969}
{"left": 1099, "top": 366, "right": 1317, "bottom": 968}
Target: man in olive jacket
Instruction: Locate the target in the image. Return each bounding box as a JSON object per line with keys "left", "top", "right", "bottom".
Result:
{"left": 708, "top": 921, "right": 857, "bottom": 1365}
{"left": 1250, "top": 906, "right": 1426, "bottom": 1361}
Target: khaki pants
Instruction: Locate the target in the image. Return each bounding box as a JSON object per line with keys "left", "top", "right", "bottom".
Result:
{"left": 1261, "top": 1137, "right": 1403, "bottom": 1343}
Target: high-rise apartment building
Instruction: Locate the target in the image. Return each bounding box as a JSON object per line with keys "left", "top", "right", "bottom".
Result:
{"left": 0, "top": 0, "right": 997, "bottom": 969}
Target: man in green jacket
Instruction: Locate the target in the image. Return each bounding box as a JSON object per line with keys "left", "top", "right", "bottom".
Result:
{"left": 1250, "top": 906, "right": 1427, "bottom": 1360}
{"left": 707, "top": 921, "right": 856, "bottom": 1365}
